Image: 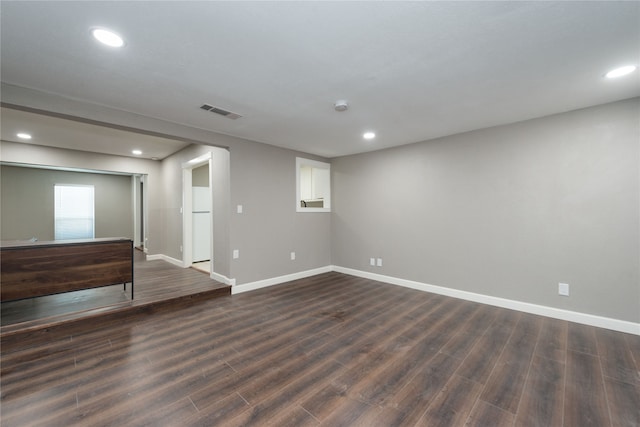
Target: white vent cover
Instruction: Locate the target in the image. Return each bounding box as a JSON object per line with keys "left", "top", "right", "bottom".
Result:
{"left": 200, "top": 104, "right": 242, "bottom": 120}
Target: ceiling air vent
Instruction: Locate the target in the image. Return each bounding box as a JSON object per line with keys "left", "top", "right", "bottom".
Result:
{"left": 200, "top": 104, "right": 242, "bottom": 120}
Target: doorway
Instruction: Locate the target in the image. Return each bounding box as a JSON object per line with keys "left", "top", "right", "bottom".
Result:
{"left": 182, "top": 153, "right": 213, "bottom": 273}
{"left": 140, "top": 180, "right": 144, "bottom": 245}
{"left": 191, "top": 163, "right": 211, "bottom": 272}
{"left": 133, "top": 174, "right": 148, "bottom": 252}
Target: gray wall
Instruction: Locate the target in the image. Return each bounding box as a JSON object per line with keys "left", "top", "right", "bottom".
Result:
{"left": 2, "top": 85, "right": 332, "bottom": 286}
{"left": 229, "top": 140, "right": 331, "bottom": 284}
{"left": 1, "top": 165, "right": 133, "bottom": 241}
{"left": 158, "top": 144, "right": 231, "bottom": 280}
{"left": 332, "top": 98, "right": 639, "bottom": 323}
{"left": 0, "top": 140, "right": 163, "bottom": 251}
{"left": 5, "top": 85, "right": 635, "bottom": 323}
{"left": 211, "top": 148, "right": 231, "bottom": 280}
{"left": 159, "top": 140, "right": 331, "bottom": 285}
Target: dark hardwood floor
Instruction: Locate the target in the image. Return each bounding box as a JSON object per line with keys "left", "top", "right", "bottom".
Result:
{"left": 1, "top": 271, "right": 638, "bottom": 426}
{"left": 1, "top": 250, "right": 228, "bottom": 333}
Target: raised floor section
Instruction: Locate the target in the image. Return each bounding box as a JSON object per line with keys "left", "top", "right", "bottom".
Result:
{"left": 1, "top": 250, "right": 230, "bottom": 347}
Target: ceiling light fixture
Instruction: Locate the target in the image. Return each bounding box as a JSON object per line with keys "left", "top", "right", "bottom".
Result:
{"left": 132, "top": 149, "right": 142, "bottom": 155}
{"left": 363, "top": 132, "right": 376, "bottom": 140}
{"left": 92, "top": 28, "right": 125, "bottom": 48}
{"left": 16, "top": 133, "right": 32, "bottom": 140}
{"left": 605, "top": 65, "right": 637, "bottom": 79}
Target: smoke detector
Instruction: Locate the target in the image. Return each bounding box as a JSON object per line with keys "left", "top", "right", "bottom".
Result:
{"left": 334, "top": 100, "right": 349, "bottom": 112}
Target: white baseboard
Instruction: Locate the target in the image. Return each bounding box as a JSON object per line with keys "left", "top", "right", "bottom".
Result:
{"left": 145, "top": 253, "right": 183, "bottom": 267}
{"left": 231, "top": 266, "right": 333, "bottom": 295}
{"left": 211, "top": 271, "right": 236, "bottom": 286}
{"left": 332, "top": 265, "right": 640, "bottom": 336}
{"left": 138, "top": 256, "right": 639, "bottom": 335}
{"left": 147, "top": 254, "right": 236, "bottom": 286}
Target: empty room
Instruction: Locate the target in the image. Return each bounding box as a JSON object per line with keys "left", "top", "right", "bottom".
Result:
{"left": 1, "top": 2, "right": 638, "bottom": 426}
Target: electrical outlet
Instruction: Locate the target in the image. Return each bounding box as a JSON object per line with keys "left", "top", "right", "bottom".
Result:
{"left": 376, "top": 258, "right": 383, "bottom": 267}
{"left": 370, "top": 258, "right": 375, "bottom": 266}
{"left": 290, "top": 252, "right": 296, "bottom": 260}
{"left": 179, "top": 245, "right": 183, "bottom": 252}
{"left": 233, "top": 249, "right": 239, "bottom": 259}
{"left": 558, "top": 282, "right": 569, "bottom": 296}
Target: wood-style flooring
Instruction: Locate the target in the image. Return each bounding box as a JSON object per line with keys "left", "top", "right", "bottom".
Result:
{"left": 1, "top": 272, "right": 638, "bottom": 426}
{"left": 1, "top": 250, "right": 228, "bottom": 332}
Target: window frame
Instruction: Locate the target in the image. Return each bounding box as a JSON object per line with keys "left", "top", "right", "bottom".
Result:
{"left": 295, "top": 157, "right": 331, "bottom": 213}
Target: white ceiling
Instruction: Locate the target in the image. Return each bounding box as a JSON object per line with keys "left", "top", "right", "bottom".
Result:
{"left": 0, "top": 107, "right": 191, "bottom": 160}
{"left": 1, "top": 1, "right": 638, "bottom": 159}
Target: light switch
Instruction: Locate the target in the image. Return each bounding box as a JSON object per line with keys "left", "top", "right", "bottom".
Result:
{"left": 237, "top": 205, "right": 243, "bottom": 214}
{"left": 233, "top": 249, "right": 239, "bottom": 259}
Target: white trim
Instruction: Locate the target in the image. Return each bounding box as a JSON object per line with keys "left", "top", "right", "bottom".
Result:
{"left": 182, "top": 152, "right": 212, "bottom": 169}
{"left": 182, "top": 151, "right": 214, "bottom": 269}
{"left": 231, "top": 266, "right": 333, "bottom": 295}
{"left": 146, "top": 254, "right": 183, "bottom": 267}
{"left": 210, "top": 271, "right": 236, "bottom": 286}
{"left": 296, "top": 157, "right": 331, "bottom": 213}
{"left": 131, "top": 174, "right": 148, "bottom": 251}
{"left": 136, "top": 257, "right": 640, "bottom": 335}
{"left": 331, "top": 266, "right": 640, "bottom": 336}
{"left": 182, "top": 166, "right": 193, "bottom": 267}
{"left": 148, "top": 253, "right": 235, "bottom": 285}
{"left": 132, "top": 176, "right": 140, "bottom": 248}
{"left": 141, "top": 174, "right": 149, "bottom": 253}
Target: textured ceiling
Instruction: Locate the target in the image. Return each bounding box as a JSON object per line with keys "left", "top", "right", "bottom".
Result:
{"left": 1, "top": 1, "right": 639, "bottom": 158}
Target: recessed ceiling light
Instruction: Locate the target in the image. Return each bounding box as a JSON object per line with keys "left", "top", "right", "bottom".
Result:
{"left": 363, "top": 132, "right": 376, "bottom": 140}
{"left": 132, "top": 149, "right": 142, "bottom": 155}
{"left": 16, "top": 133, "right": 32, "bottom": 140}
{"left": 92, "top": 28, "right": 125, "bottom": 48}
{"left": 605, "top": 65, "right": 637, "bottom": 79}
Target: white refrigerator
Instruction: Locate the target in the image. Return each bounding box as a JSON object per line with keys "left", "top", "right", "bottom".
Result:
{"left": 192, "top": 186, "right": 211, "bottom": 262}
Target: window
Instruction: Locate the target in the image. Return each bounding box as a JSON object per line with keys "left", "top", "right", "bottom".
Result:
{"left": 296, "top": 157, "right": 330, "bottom": 212}
{"left": 54, "top": 184, "right": 95, "bottom": 239}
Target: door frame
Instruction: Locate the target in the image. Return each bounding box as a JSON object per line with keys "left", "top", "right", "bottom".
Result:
{"left": 132, "top": 174, "right": 148, "bottom": 252}
{"left": 182, "top": 152, "right": 213, "bottom": 268}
